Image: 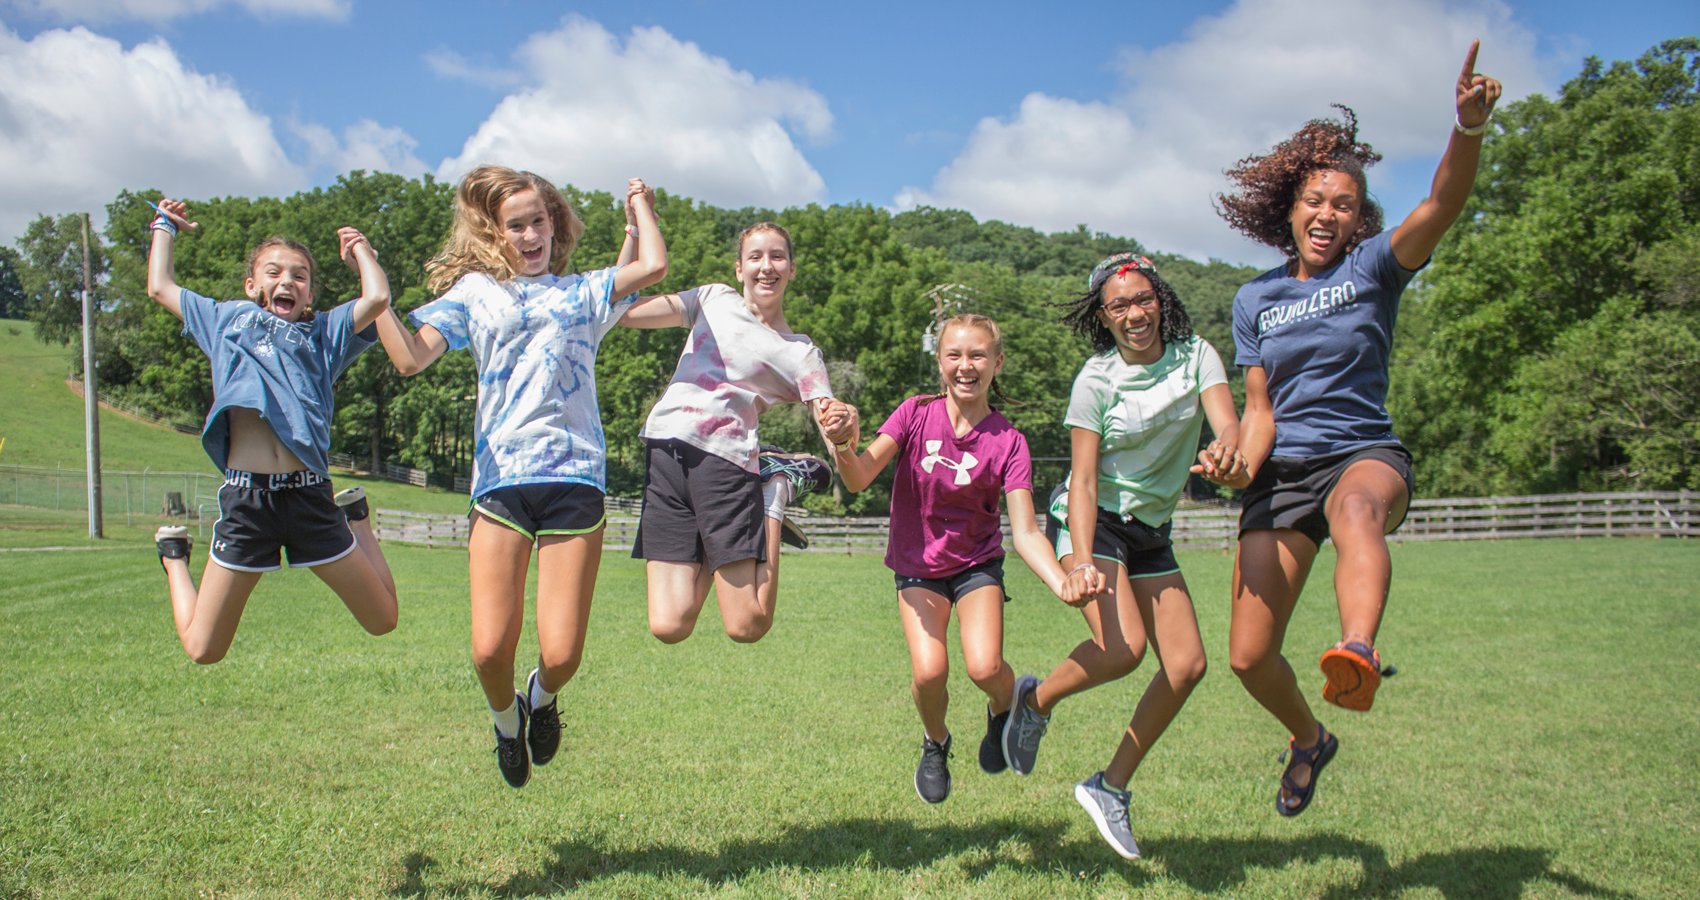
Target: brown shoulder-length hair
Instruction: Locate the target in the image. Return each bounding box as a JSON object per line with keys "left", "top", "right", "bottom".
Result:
{"left": 426, "top": 166, "right": 584, "bottom": 293}
{"left": 1216, "top": 104, "right": 1384, "bottom": 260}
{"left": 245, "top": 237, "right": 318, "bottom": 322}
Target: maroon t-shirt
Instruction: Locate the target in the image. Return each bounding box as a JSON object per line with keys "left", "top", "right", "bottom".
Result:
{"left": 877, "top": 395, "right": 1033, "bottom": 579}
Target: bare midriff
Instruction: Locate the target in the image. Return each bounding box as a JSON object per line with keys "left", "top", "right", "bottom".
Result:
{"left": 224, "top": 406, "right": 306, "bottom": 474}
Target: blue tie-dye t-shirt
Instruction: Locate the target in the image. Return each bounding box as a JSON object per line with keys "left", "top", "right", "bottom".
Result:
{"left": 178, "top": 288, "right": 376, "bottom": 477}
{"left": 409, "top": 269, "right": 636, "bottom": 497}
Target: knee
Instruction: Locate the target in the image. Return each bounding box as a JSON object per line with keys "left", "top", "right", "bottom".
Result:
{"left": 964, "top": 657, "right": 1003, "bottom": 688}
{"left": 1103, "top": 642, "right": 1143, "bottom": 679}
{"left": 1332, "top": 490, "right": 1386, "bottom": 534}
{"left": 540, "top": 648, "right": 584, "bottom": 683}
{"left": 185, "top": 643, "right": 227, "bottom": 666}
{"left": 471, "top": 642, "right": 514, "bottom": 677}
{"left": 364, "top": 607, "right": 398, "bottom": 636}
{"left": 650, "top": 617, "right": 695, "bottom": 644}
{"left": 912, "top": 665, "right": 948, "bottom": 698}
{"left": 1228, "top": 644, "right": 1271, "bottom": 681}
{"left": 1171, "top": 652, "right": 1208, "bottom": 690}
{"left": 726, "top": 615, "right": 773, "bottom": 644}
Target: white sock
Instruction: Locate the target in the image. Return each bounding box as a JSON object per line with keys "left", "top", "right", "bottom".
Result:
{"left": 491, "top": 697, "right": 521, "bottom": 739}
{"left": 763, "top": 477, "right": 795, "bottom": 519}
{"left": 528, "top": 670, "right": 557, "bottom": 710}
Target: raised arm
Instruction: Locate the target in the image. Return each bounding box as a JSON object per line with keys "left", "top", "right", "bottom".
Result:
{"left": 1390, "top": 40, "right": 1504, "bottom": 271}
{"left": 1005, "top": 487, "right": 1069, "bottom": 601}
{"left": 613, "top": 179, "right": 667, "bottom": 297}
{"left": 337, "top": 227, "right": 391, "bottom": 331}
{"left": 614, "top": 178, "right": 645, "bottom": 268}
{"left": 618, "top": 293, "right": 684, "bottom": 329}
{"left": 145, "top": 199, "right": 197, "bottom": 320}
{"left": 373, "top": 308, "right": 448, "bottom": 376}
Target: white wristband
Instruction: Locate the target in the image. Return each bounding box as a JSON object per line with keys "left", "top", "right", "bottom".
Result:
{"left": 150, "top": 215, "right": 177, "bottom": 236}
{"left": 1454, "top": 112, "right": 1491, "bottom": 136}
{"left": 624, "top": 224, "right": 638, "bottom": 237}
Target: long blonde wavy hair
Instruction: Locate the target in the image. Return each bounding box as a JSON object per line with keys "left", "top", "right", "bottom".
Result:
{"left": 426, "top": 166, "right": 585, "bottom": 293}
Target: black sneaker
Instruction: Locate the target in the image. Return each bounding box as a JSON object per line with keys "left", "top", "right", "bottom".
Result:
{"left": 333, "top": 485, "right": 369, "bottom": 522}
{"left": 493, "top": 692, "right": 530, "bottom": 789}
{"left": 757, "top": 446, "right": 831, "bottom": 497}
{"left": 980, "top": 704, "right": 1010, "bottom": 774}
{"left": 526, "top": 669, "right": 561, "bottom": 767}
{"left": 155, "top": 526, "right": 191, "bottom": 571}
{"left": 915, "top": 733, "right": 952, "bottom": 804}
{"left": 777, "top": 515, "right": 810, "bottom": 550}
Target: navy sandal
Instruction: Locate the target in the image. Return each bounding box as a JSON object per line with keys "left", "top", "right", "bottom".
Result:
{"left": 1277, "top": 724, "right": 1338, "bottom": 818}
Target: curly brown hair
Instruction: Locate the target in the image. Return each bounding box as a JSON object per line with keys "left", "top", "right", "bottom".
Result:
{"left": 1217, "top": 105, "right": 1384, "bottom": 259}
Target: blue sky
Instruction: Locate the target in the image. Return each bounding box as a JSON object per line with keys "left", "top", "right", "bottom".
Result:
{"left": 0, "top": 0, "right": 1693, "bottom": 263}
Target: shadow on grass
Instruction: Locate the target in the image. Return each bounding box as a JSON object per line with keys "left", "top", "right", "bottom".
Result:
{"left": 390, "top": 822, "right": 1630, "bottom": 899}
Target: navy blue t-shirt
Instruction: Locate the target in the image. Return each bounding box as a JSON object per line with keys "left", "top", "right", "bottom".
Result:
{"left": 179, "top": 289, "right": 376, "bottom": 476}
{"left": 1232, "top": 230, "right": 1422, "bottom": 458}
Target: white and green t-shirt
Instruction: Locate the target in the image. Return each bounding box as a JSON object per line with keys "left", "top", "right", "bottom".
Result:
{"left": 1052, "top": 335, "right": 1228, "bottom": 529}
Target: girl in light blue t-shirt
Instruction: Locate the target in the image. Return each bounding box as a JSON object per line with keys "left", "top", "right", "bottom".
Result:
{"left": 373, "top": 167, "right": 668, "bottom": 790}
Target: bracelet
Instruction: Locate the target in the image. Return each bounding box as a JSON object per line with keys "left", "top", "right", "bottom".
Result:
{"left": 150, "top": 214, "right": 177, "bottom": 236}
{"left": 832, "top": 436, "right": 856, "bottom": 454}
{"left": 624, "top": 224, "right": 638, "bottom": 237}
{"left": 1454, "top": 112, "right": 1492, "bottom": 136}
{"left": 1068, "top": 562, "right": 1098, "bottom": 578}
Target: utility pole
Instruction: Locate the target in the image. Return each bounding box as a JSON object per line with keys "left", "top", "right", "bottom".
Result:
{"left": 919, "top": 283, "right": 972, "bottom": 357}
{"left": 82, "top": 213, "right": 102, "bottom": 538}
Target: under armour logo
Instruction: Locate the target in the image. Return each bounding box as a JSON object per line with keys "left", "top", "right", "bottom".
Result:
{"left": 920, "top": 440, "right": 978, "bottom": 485}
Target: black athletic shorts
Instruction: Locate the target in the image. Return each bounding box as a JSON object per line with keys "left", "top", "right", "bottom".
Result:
{"left": 894, "top": 556, "right": 1009, "bottom": 604}
{"left": 211, "top": 470, "right": 355, "bottom": 572}
{"left": 473, "top": 482, "right": 606, "bottom": 542}
{"left": 1238, "top": 443, "right": 1415, "bottom": 547}
{"left": 633, "top": 439, "right": 766, "bottom": 572}
{"left": 1044, "top": 484, "right": 1181, "bottom": 580}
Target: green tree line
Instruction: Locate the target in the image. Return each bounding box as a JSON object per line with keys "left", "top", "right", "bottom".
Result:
{"left": 10, "top": 39, "right": 1695, "bottom": 507}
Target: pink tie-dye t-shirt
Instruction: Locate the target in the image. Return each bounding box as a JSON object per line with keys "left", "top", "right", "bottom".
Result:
{"left": 641, "top": 283, "right": 833, "bottom": 471}
{"left": 878, "top": 395, "right": 1033, "bottom": 579}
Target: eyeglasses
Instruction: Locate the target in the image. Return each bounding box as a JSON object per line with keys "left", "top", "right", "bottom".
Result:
{"left": 1101, "top": 293, "right": 1160, "bottom": 319}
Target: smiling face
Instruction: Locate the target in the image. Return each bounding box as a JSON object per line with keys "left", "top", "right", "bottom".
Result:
{"left": 243, "top": 246, "right": 314, "bottom": 322}
{"left": 499, "top": 188, "right": 554, "bottom": 277}
{"left": 936, "top": 321, "right": 1003, "bottom": 409}
{"left": 1289, "top": 169, "right": 1364, "bottom": 279}
{"left": 1095, "top": 271, "right": 1163, "bottom": 365}
{"left": 734, "top": 228, "right": 794, "bottom": 307}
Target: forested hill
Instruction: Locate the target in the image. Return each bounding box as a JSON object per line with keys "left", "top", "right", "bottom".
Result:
{"left": 8, "top": 38, "right": 1697, "bottom": 506}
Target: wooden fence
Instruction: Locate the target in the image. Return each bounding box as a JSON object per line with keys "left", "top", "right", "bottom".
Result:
{"left": 370, "top": 491, "right": 1696, "bottom": 551}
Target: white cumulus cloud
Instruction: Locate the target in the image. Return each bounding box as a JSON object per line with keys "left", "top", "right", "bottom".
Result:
{"left": 437, "top": 17, "right": 832, "bottom": 209}
{"left": 897, "top": 0, "right": 1552, "bottom": 263}
{"left": 293, "top": 118, "right": 430, "bottom": 180}
{"left": 0, "top": 24, "right": 305, "bottom": 240}
{"left": 0, "top": 0, "right": 347, "bottom": 23}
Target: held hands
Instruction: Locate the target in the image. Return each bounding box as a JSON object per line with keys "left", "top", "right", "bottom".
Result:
{"left": 626, "top": 178, "right": 658, "bottom": 223}
{"left": 1191, "top": 438, "right": 1249, "bottom": 488}
{"left": 1060, "top": 561, "right": 1105, "bottom": 608}
{"left": 1455, "top": 40, "right": 1503, "bottom": 130}
{"left": 337, "top": 227, "right": 377, "bottom": 268}
{"left": 817, "top": 398, "right": 859, "bottom": 449}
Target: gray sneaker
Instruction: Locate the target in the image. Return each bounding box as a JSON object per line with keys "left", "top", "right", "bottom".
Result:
{"left": 1002, "top": 674, "right": 1048, "bottom": 775}
{"left": 914, "top": 733, "right": 952, "bottom": 804}
{"left": 1075, "top": 772, "right": 1140, "bottom": 860}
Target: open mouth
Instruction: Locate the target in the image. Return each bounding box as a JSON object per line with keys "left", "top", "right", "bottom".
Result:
{"left": 1121, "top": 320, "right": 1154, "bottom": 343}
{"left": 268, "top": 292, "right": 298, "bottom": 317}
{"left": 1306, "top": 227, "right": 1336, "bottom": 255}
{"left": 519, "top": 245, "right": 547, "bottom": 269}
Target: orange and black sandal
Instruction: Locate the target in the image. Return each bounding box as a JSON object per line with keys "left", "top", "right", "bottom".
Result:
{"left": 1277, "top": 724, "right": 1337, "bottom": 818}
{"left": 1320, "top": 640, "right": 1396, "bottom": 711}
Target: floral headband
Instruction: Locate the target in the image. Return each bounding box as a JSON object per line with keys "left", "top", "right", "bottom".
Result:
{"left": 1087, "top": 253, "right": 1157, "bottom": 293}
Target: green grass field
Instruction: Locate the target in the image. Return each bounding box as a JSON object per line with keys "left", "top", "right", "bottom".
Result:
{"left": 0, "top": 319, "right": 472, "bottom": 516}
{"left": 2, "top": 503, "right": 1695, "bottom": 899}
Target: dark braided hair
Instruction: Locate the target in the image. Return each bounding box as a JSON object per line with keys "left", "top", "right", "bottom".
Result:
{"left": 1057, "top": 253, "right": 1193, "bottom": 355}
{"left": 1216, "top": 104, "right": 1384, "bottom": 259}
